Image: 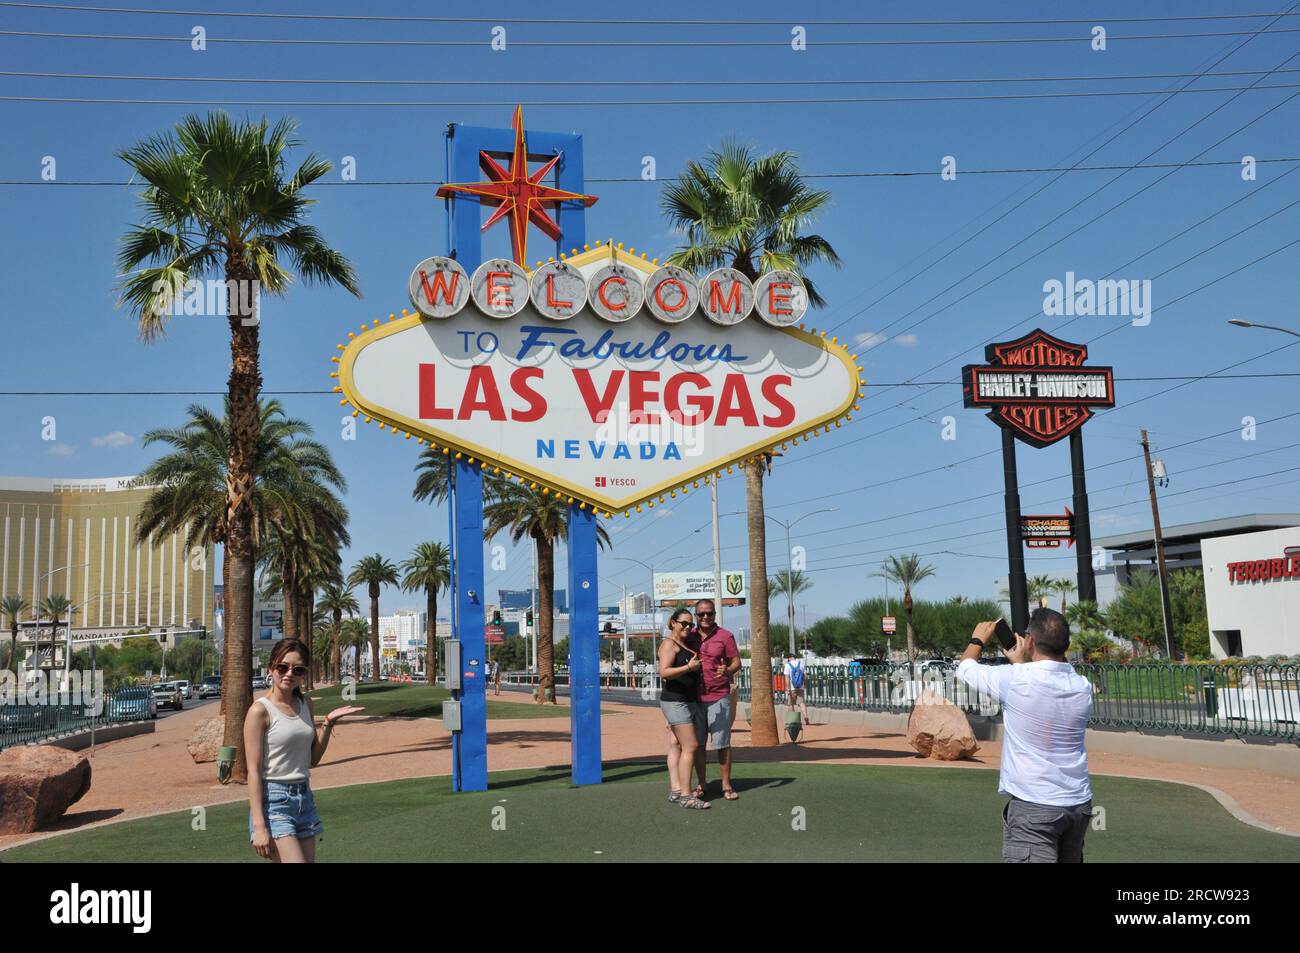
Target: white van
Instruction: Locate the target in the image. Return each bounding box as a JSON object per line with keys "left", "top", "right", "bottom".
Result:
{"left": 175, "top": 680, "right": 192, "bottom": 700}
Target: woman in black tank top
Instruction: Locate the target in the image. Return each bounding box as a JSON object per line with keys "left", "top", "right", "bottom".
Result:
{"left": 658, "top": 609, "right": 709, "bottom": 809}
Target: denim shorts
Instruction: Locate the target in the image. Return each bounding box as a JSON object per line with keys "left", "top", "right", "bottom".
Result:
{"left": 249, "top": 781, "right": 324, "bottom": 842}
{"left": 660, "top": 700, "right": 707, "bottom": 744}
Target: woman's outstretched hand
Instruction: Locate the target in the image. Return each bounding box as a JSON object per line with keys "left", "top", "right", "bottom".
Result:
{"left": 326, "top": 706, "right": 365, "bottom": 726}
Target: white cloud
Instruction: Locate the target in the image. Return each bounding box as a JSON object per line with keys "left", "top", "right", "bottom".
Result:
{"left": 855, "top": 331, "right": 888, "bottom": 349}
{"left": 91, "top": 431, "right": 135, "bottom": 448}
{"left": 895, "top": 334, "right": 920, "bottom": 347}
{"left": 47, "top": 443, "right": 75, "bottom": 457}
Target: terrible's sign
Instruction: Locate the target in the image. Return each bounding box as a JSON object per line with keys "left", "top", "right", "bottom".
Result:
{"left": 335, "top": 244, "right": 863, "bottom": 514}
{"left": 962, "top": 329, "right": 1115, "bottom": 448}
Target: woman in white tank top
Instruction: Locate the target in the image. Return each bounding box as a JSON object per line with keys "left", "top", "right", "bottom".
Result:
{"left": 244, "top": 638, "right": 364, "bottom": 862}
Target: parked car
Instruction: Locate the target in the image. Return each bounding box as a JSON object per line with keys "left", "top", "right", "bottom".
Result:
{"left": 251, "top": 675, "right": 269, "bottom": 690}
{"left": 198, "top": 676, "right": 222, "bottom": 699}
{"left": 175, "top": 680, "right": 193, "bottom": 700}
{"left": 0, "top": 706, "right": 43, "bottom": 733}
{"left": 109, "top": 687, "right": 157, "bottom": 721}
{"left": 151, "top": 682, "right": 184, "bottom": 711}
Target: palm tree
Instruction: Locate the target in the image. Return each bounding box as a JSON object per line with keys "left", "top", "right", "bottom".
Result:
{"left": 117, "top": 112, "right": 359, "bottom": 783}
{"left": 401, "top": 541, "right": 450, "bottom": 684}
{"left": 37, "top": 595, "right": 73, "bottom": 674}
{"left": 768, "top": 569, "right": 814, "bottom": 654}
{"left": 483, "top": 482, "right": 609, "bottom": 703}
{"left": 348, "top": 556, "right": 399, "bottom": 682}
{"left": 873, "top": 555, "right": 936, "bottom": 662}
{"left": 1052, "top": 578, "right": 1078, "bottom": 613}
{"left": 340, "top": 617, "right": 370, "bottom": 681}
{"left": 1027, "top": 574, "right": 1056, "bottom": 610}
{"left": 662, "top": 141, "right": 840, "bottom": 746}
{"left": 1, "top": 596, "right": 30, "bottom": 675}
{"left": 136, "top": 399, "right": 346, "bottom": 742}
{"left": 317, "top": 582, "right": 359, "bottom": 685}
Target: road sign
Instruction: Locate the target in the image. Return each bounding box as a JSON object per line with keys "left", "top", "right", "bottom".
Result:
{"left": 881, "top": 616, "right": 897, "bottom": 633}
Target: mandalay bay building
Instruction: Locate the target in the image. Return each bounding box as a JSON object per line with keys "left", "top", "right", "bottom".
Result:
{"left": 0, "top": 475, "right": 213, "bottom": 669}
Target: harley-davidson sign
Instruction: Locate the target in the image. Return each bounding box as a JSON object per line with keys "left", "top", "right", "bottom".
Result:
{"left": 334, "top": 244, "right": 863, "bottom": 514}
{"left": 962, "top": 329, "right": 1115, "bottom": 448}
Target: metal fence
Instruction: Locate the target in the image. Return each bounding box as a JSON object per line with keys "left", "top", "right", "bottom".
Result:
{"left": 505, "top": 662, "right": 1300, "bottom": 742}
{"left": 0, "top": 691, "right": 154, "bottom": 752}
{"left": 734, "top": 662, "right": 1300, "bottom": 741}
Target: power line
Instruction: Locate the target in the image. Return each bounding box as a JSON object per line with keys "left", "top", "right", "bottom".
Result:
{"left": 819, "top": 14, "right": 1299, "bottom": 349}
{"left": 5, "top": 157, "right": 1297, "bottom": 188}
{"left": 4, "top": 3, "right": 1298, "bottom": 26}
{"left": 6, "top": 27, "right": 1300, "bottom": 48}
{"left": 4, "top": 372, "right": 1297, "bottom": 397}
{"left": 7, "top": 66, "right": 1300, "bottom": 87}
{"left": 7, "top": 83, "right": 1300, "bottom": 107}
{"left": 842, "top": 60, "right": 1300, "bottom": 358}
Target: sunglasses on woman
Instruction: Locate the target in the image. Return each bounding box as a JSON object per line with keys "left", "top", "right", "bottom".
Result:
{"left": 672, "top": 617, "right": 692, "bottom": 627}
{"left": 273, "top": 663, "right": 308, "bottom": 677}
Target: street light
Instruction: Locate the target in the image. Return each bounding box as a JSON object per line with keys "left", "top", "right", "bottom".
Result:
{"left": 1227, "top": 318, "right": 1300, "bottom": 339}
{"left": 615, "top": 556, "right": 659, "bottom": 683}
{"left": 766, "top": 508, "right": 838, "bottom": 655}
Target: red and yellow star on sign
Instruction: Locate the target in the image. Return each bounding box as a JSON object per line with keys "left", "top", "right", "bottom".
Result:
{"left": 436, "top": 105, "right": 598, "bottom": 268}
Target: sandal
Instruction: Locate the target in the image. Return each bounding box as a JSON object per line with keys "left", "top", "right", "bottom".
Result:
{"left": 722, "top": 788, "right": 740, "bottom": 801}
{"left": 668, "top": 790, "right": 682, "bottom": 804}
{"left": 677, "top": 795, "right": 711, "bottom": 810}
{"left": 691, "top": 785, "right": 706, "bottom": 799}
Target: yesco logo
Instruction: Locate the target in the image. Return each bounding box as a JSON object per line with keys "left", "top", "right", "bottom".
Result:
{"left": 49, "top": 884, "right": 151, "bottom": 933}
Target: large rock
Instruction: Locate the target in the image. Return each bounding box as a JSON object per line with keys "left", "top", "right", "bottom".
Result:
{"left": 187, "top": 717, "right": 224, "bottom": 764}
{"left": 0, "top": 745, "right": 92, "bottom": 833}
{"left": 907, "top": 689, "right": 980, "bottom": 760}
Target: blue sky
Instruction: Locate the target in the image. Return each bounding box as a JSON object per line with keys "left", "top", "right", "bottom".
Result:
{"left": 2, "top": 0, "right": 1299, "bottom": 627}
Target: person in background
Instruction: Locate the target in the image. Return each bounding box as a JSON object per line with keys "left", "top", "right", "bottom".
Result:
{"left": 955, "top": 609, "right": 1094, "bottom": 863}
{"left": 658, "top": 608, "right": 709, "bottom": 809}
{"left": 784, "top": 652, "right": 809, "bottom": 725}
{"left": 695, "top": 599, "right": 741, "bottom": 801}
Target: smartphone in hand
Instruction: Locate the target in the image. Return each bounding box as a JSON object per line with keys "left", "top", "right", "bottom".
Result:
{"left": 993, "top": 619, "right": 1017, "bottom": 651}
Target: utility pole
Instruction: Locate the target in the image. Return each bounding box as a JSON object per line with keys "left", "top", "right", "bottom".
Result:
{"left": 711, "top": 480, "right": 724, "bottom": 629}
{"left": 1140, "top": 429, "right": 1178, "bottom": 659}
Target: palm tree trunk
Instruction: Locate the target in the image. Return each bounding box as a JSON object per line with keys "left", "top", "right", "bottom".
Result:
{"left": 905, "top": 591, "right": 916, "bottom": 662}
{"left": 425, "top": 587, "right": 437, "bottom": 684}
{"left": 222, "top": 255, "right": 260, "bottom": 784}
{"left": 302, "top": 587, "right": 314, "bottom": 690}
{"left": 369, "top": 583, "right": 380, "bottom": 682}
{"left": 535, "top": 535, "right": 555, "bottom": 703}
{"left": 331, "top": 608, "right": 342, "bottom": 684}
{"left": 283, "top": 574, "right": 299, "bottom": 642}
{"left": 220, "top": 553, "right": 230, "bottom": 716}
{"left": 744, "top": 458, "right": 779, "bottom": 746}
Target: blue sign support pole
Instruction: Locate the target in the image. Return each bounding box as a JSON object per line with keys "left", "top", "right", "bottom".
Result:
{"left": 567, "top": 505, "right": 602, "bottom": 785}
{"left": 442, "top": 116, "right": 596, "bottom": 790}
{"left": 451, "top": 458, "right": 488, "bottom": 792}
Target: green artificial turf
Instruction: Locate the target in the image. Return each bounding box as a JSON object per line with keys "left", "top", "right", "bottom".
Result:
{"left": 6, "top": 760, "right": 1297, "bottom": 863}
{"left": 304, "top": 681, "right": 589, "bottom": 721}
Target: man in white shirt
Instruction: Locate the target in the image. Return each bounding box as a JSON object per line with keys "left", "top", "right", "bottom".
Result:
{"left": 956, "top": 608, "right": 1094, "bottom": 863}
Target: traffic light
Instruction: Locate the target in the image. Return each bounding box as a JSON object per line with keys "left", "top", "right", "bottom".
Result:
{"left": 492, "top": 610, "right": 502, "bottom": 626}
{"left": 526, "top": 610, "right": 534, "bottom": 627}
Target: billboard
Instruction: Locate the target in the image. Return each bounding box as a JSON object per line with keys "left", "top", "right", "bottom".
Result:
{"left": 335, "top": 247, "right": 863, "bottom": 515}
{"left": 653, "top": 570, "right": 747, "bottom": 606}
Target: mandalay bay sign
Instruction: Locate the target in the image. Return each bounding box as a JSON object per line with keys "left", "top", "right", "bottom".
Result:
{"left": 334, "top": 246, "right": 864, "bottom": 515}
